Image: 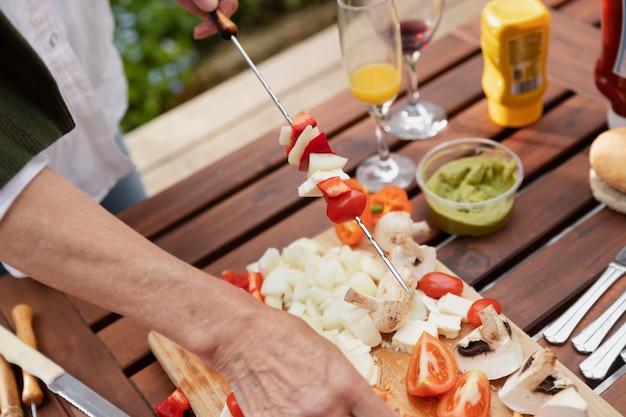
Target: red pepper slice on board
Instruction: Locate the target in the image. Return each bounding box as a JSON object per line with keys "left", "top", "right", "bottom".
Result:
{"left": 221, "top": 271, "right": 264, "bottom": 302}
{"left": 369, "top": 185, "right": 412, "bottom": 225}
{"left": 226, "top": 391, "right": 245, "bottom": 417}
{"left": 154, "top": 387, "right": 191, "bottom": 417}
{"left": 333, "top": 179, "right": 372, "bottom": 246}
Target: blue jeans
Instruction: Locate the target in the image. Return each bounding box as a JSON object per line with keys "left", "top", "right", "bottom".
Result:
{"left": 100, "top": 131, "right": 147, "bottom": 214}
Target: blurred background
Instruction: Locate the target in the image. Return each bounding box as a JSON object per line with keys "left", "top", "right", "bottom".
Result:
{"left": 112, "top": 0, "right": 336, "bottom": 131}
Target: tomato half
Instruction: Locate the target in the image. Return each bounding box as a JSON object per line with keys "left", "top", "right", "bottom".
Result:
{"left": 326, "top": 189, "right": 367, "bottom": 224}
{"left": 467, "top": 298, "right": 502, "bottom": 328}
{"left": 418, "top": 272, "right": 464, "bottom": 299}
{"left": 226, "top": 392, "right": 244, "bottom": 417}
{"left": 437, "top": 370, "right": 491, "bottom": 417}
{"left": 333, "top": 179, "right": 372, "bottom": 246}
{"left": 406, "top": 332, "right": 458, "bottom": 397}
{"left": 370, "top": 185, "right": 412, "bottom": 224}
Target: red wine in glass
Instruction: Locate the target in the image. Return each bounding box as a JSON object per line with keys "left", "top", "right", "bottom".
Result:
{"left": 399, "top": 19, "right": 430, "bottom": 53}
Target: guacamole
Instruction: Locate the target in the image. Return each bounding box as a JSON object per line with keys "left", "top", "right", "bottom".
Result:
{"left": 423, "top": 155, "right": 519, "bottom": 236}
{"left": 425, "top": 155, "right": 518, "bottom": 203}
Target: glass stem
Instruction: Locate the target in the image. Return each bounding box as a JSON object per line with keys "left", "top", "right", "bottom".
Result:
{"left": 404, "top": 52, "right": 421, "bottom": 106}
{"left": 371, "top": 107, "right": 390, "bottom": 162}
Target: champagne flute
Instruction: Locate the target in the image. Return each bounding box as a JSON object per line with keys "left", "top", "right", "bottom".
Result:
{"left": 385, "top": 0, "right": 447, "bottom": 140}
{"left": 337, "top": 0, "right": 416, "bottom": 191}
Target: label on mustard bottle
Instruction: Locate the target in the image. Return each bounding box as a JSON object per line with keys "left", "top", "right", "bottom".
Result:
{"left": 507, "top": 30, "right": 546, "bottom": 96}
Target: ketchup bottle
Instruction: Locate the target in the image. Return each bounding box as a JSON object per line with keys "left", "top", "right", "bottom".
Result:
{"left": 596, "top": 0, "right": 626, "bottom": 128}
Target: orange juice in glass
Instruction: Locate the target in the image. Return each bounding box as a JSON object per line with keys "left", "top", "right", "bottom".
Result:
{"left": 338, "top": 0, "right": 416, "bottom": 191}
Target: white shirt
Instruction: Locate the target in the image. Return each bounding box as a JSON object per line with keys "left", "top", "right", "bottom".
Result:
{"left": 0, "top": 0, "right": 135, "bottom": 277}
{"left": 0, "top": 0, "right": 134, "bottom": 214}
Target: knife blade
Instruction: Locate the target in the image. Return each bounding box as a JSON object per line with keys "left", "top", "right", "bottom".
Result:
{"left": 543, "top": 245, "right": 626, "bottom": 344}
{"left": 0, "top": 325, "right": 130, "bottom": 417}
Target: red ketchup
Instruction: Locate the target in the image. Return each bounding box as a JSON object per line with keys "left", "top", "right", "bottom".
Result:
{"left": 596, "top": 0, "right": 626, "bottom": 127}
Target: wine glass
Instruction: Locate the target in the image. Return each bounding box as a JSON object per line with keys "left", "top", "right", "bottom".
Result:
{"left": 337, "top": 0, "right": 416, "bottom": 191}
{"left": 385, "top": 0, "right": 447, "bottom": 140}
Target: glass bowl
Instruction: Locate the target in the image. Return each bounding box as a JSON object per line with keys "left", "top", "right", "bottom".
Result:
{"left": 416, "top": 138, "right": 523, "bottom": 236}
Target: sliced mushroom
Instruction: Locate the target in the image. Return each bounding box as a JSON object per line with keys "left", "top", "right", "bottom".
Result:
{"left": 376, "top": 265, "right": 416, "bottom": 301}
{"left": 499, "top": 348, "right": 577, "bottom": 415}
{"left": 344, "top": 287, "right": 411, "bottom": 333}
{"left": 373, "top": 211, "right": 430, "bottom": 253}
{"left": 535, "top": 386, "right": 589, "bottom": 417}
{"left": 388, "top": 233, "right": 437, "bottom": 282}
{"left": 454, "top": 304, "right": 524, "bottom": 380}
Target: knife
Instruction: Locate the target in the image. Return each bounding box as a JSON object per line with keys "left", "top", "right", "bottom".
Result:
{"left": 0, "top": 325, "right": 130, "bottom": 417}
{"left": 543, "top": 245, "right": 626, "bottom": 344}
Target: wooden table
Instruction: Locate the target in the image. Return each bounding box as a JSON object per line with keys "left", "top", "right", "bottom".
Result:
{"left": 2, "top": 0, "right": 625, "bottom": 415}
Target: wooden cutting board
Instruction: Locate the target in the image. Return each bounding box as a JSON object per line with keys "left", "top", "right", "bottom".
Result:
{"left": 149, "top": 229, "right": 621, "bottom": 417}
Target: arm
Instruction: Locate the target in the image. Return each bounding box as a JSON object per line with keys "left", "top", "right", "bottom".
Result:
{"left": 0, "top": 167, "right": 395, "bottom": 417}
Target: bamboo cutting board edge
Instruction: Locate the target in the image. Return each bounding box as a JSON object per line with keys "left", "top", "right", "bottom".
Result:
{"left": 149, "top": 229, "right": 621, "bottom": 417}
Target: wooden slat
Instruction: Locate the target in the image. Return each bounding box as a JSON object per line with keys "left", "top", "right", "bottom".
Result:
{"left": 0, "top": 279, "right": 154, "bottom": 417}
{"left": 97, "top": 318, "right": 152, "bottom": 370}
{"left": 117, "top": 33, "right": 481, "bottom": 239}
{"left": 130, "top": 361, "right": 177, "bottom": 409}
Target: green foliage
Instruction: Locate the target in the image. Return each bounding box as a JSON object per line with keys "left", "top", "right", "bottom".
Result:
{"left": 112, "top": 0, "right": 333, "bottom": 132}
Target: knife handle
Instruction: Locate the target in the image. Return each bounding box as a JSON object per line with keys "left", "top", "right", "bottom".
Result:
{"left": 11, "top": 304, "right": 44, "bottom": 407}
{"left": 0, "top": 325, "right": 63, "bottom": 386}
{"left": 0, "top": 354, "right": 23, "bottom": 417}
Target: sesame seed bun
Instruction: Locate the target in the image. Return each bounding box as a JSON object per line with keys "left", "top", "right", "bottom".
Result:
{"left": 589, "top": 128, "right": 626, "bottom": 214}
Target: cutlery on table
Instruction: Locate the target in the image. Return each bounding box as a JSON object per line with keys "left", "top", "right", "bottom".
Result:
{"left": 11, "top": 304, "right": 44, "bottom": 417}
{"left": 579, "top": 321, "right": 626, "bottom": 380}
{"left": 571, "top": 290, "right": 626, "bottom": 353}
{"left": 543, "top": 245, "right": 626, "bottom": 344}
{"left": 0, "top": 352, "right": 23, "bottom": 417}
{"left": 0, "top": 324, "right": 131, "bottom": 417}
{"left": 207, "top": 8, "right": 411, "bottom": 293}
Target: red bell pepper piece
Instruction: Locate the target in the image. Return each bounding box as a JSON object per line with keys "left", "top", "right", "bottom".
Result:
{"left": 286, "top": 111, "right": 317, "bottom": 155}
{"left": 154, "top": 387, "right": 191, "bottom": 417}
{"left": 298, "top": 132, "right": 334, "bottom": 171}
{"left": 221, "top": 271, "right": 264, "bottom": 302}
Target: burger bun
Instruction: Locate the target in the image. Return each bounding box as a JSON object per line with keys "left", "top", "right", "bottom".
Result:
{"left": 589, "top": 127, "right": 626, "bottom": 214}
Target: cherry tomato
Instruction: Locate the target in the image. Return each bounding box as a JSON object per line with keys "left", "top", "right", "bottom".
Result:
{"left": 333, "top": 179, "right": 372, "bottom": 246}
{"left": 326, "top": 189, "right": 367, "bottom": 224}
{"left": 437, "top": 370, "right": 491, "bottom": 417}
{"left": 369, "top": 185, "right": 412, "bottom": 224}
{"left": 418, "top": 272, "right": 464, "bottom": 299}
{"left": 406, "top": 332, "right": 458, "bottom": 397}
{"left": 467, "top": 298, "right": 502, "bottom": 328}
{"left": 226, "top": 392, "right": 244, "bottom": 417}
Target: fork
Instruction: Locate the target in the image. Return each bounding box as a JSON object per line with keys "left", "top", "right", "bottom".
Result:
{"left": 572, "top": 290, "right": 626, "bottom": 353}
{"left": 579, "top": 321, "right": 626, "bottom": 380}
{"left": 543, "top": 246, "right": 626, "bottom": 344}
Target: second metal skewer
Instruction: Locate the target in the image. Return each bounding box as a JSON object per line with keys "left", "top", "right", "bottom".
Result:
{"left": 208, "top": 9, "right": 411, "bottom": 294}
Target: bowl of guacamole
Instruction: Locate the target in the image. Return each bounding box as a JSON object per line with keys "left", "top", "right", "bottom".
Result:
{"left": 416, "top": 138, "right": 523, "bottom": 236}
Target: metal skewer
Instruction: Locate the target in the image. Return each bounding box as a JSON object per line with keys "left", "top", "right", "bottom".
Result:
{"left": 209, "top": 10, "right": 410, "bottom": 294}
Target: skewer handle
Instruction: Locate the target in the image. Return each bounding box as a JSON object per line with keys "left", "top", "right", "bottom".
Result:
{"left": 208, "top": 9, "right": 238, "bottom": 40}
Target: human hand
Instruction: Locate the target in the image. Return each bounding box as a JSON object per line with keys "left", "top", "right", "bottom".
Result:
{"left": 194, "top": 297, "right": 397, "bottom": 417}
{"left": 176, "top": 0, "right": 239, "bottom": 39}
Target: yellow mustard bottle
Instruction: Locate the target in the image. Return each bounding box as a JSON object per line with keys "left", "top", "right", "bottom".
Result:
{"left": 481, "top": 0, "right": 550, "bottom": 127}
